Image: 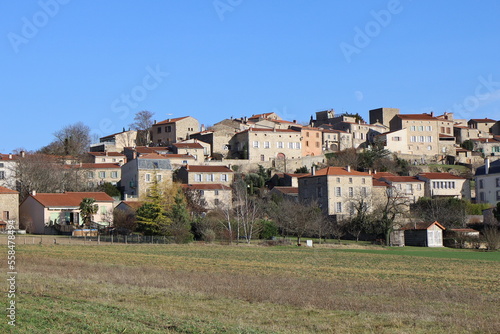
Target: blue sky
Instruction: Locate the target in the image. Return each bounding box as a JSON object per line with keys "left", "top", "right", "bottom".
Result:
{"left": 2, "top": 1, "right": 500, "bottom": 153}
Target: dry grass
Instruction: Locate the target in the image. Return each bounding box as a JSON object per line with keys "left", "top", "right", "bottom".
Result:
{"left": 3, "top": 243, "right": 499, "bottom": 333}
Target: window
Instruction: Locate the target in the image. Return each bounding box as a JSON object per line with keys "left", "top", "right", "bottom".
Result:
{"left": 419, "top": 136, "right": 424, "bottom": 142}
{"left": 306, "top": 132, "right": 310, "bottom": 137}
{"left": 410, "top": 126, "right": 416, "bottom": 131}
{"left": 166, "top": 126, "right": 172, "bottom": 132}
{"left": 145, "top": 173, "right": 151, "bottom": 182}
{"left": 214, "top": 198, "right": 220, "bottom": 206}
{"left": 296, "top": 142, "right": 301, "bottom": 149}
{"left": 479, "top": 180, "right": 484, "bottom": 189}
{"left": 99, "top": 171, "right": 106, "bottom": 178}
{"left": 111, "top": 171, "right": 118, "bottom": 179}
{"left": 157, "top": 174, "right": 162, "bottom": 182}
{"left": 361, "top": 187, "right": 367, "bottom": 197}
{"left": 316, "top": 133, "right": 320, "bottom": 138}
{"left": 253, "top": 141, "right": 259, "bottom": 148}
{"left": 317, "top": 187, "right": 323, "bottom": 197}
{"left": 411, "top": 136, "right": 416, "bottom": 142}
{"left": 417, "top": 184, "right": 422, "bottom": 190}
{"left": 195, "top": 174, "right": 202, "bottom": 182}
{"left": 496, "top": 191, "right": 500, "bottom": 201}
{"left": 277, "top": 142, "right": 284, "bottom": 149}
{"left": 0, "top": 171, "right": 5, "bottom": 179}
{"left": 206, "top": 174, "right": 214, "bottom": 182}
{"left": 393, "top": 136, "right": 401, "bottom": 141}
{"left": 214, "top": 190, "right": 219, "bottom": 196}
{"left": 112, "top": 158, "right": 116, "bottom": 162}
{"left": 497, "top": 178, "right": 500, "bottom": 187}
{"left": 336, "top": 177, "right": 340, "bottom": 183}
{"left": 335, "top": 187, "right": 342, "bottom": 196}
{"left": 157, "top": 127, "right": 162, "bottom": 133}
{"left": 289, "top": 142, "right": 294, "bottom": 149}
{"left": 446, "top": 128, "right": 451, "bottom": 134}
{"left": 362, "top": 178, "right": 365, "bottom": 184}
{"left": 0, "top": 163, "right": 3, "bottom": 167}
{"left": 102, "top": 158, "right": 106, "bottom": 162}
{"left": 441, "top": 127, "right": 445, "bottom": 133}
{"left": 260, "top": 154, "right": 265, "bottom": 161}
{"left": 336, "top": 202, "right": 342, "bottom": 213}
{"left": 264, "top": 141, "right": 270, "bottom": 149}
{"left": 348, "top": 178, "right": 353, "bottom": 184}
{"left": 418, "top": 126, "right": 423, "bottom": 131}
{"left": 315, "top": 142, "right": 320, "bottom": 148}
{"left": 221, "top": 174, "right": 228, "bottom": 182}
{"left": 427, "top": 145, "right": 432, "bottom": 151}
{"left": 306, "top": 141, "right": 309, "bottom": 147}
{"left": 348, "top": 187, "right": 353, "bottom": 197}
{"left": 427, "top": 136, "right": 432, "bottom": 142}
{"left": 480, "top": 192, "right": 485, "bottom": 202}
{"left": 3, "top": 211, "right": 9, "bottom": 220}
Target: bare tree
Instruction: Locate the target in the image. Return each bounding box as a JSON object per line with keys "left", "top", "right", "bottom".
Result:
{"left": 41, "top": 122, "right": 92, "bottom": 157}
{"left": 233, "top": 180, "right": 262, "bottom": 244}
{"left": 328, "top": 148, "right": 360, "bottom": 169}
{"left": 330, "top": 218, "right": 347, "bottom": 244}
{"left": 411, "top": 197, "right": 467, "bottom": 229}
{"left": 130, "top": 110, "right": 154, "bottom": 146}
{"left": 345, "top": 191, "right": 374, "bottom": 242}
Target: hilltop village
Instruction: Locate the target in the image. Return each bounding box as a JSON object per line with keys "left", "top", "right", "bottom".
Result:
{"left": 1, "top": 107, "right": 499, "bottom": 247}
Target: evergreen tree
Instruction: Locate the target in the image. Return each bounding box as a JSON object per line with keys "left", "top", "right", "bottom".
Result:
{"left": 169, "top": 188, "right": 193, "bottom": 243}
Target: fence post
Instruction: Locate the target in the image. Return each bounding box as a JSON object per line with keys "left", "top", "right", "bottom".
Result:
{"left": 98, "top": 235, "right": 100, "bottom": 245}
{"left": 125, "top": 235, "right": 127, "bottom": 244}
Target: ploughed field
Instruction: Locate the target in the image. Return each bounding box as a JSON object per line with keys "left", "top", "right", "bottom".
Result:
{"left": 3, "top": 242, "right": 499, "bottom": 333}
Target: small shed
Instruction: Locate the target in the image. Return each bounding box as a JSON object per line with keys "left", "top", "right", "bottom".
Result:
{"left": 401, "top": 221, "right": 446, "bottom": 247}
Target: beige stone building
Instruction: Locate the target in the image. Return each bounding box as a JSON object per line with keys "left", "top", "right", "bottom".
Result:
{"left": 80, "top": 163, "right": 122, "bottom": 188}
{"left": 470, "top": 137, "right": 500, "bottom": 157}
{"left": 468, "top": 118, "right": 496, "bottom": 133}
{"left": 176, "top": 165, "right": 234, "bottom": 186}
{"left": 298, "top": 166, "right": 372, "bottom": 220}
{"left": 229, "top": 128, "right": 302, "bottom": 163}
{"left": 0, "top": 186, "right": 19, "bottom": 230}
{"left": 151, "top": 116, "right": 199, "bottom": 145}
{"left": 375, "top": 128, "right": 409, "bottom": 154}
{"left": 417, "top": 172, "right": 469, "bottom": 199}
{"left": 454, "top": 125, "right": 492, "bottom": 144}
{"left": 369, "top": 107, "right": 400, "bottom": 128}
{"left": 0, "top": 153, "right": 19, "bottom": 190}
{"left": 172, "top": 141, "right": 209, "bottom": 161}
{"left": 92, "top": 130, "right": 138, "bottom": 152}
{"left": 321, "top": 128, "right": 352, "bottom": 152}
{"left": 87, "top": 152, "right": 127, "bottom": 164}
{"left": 181, "top": 184, "right": 232, "bottom": 210}
{"left": 376, "top": 175, "right": 425, "bottom": 204}
{"left": 297, "top": 127, "right": 323, "bottom": 157}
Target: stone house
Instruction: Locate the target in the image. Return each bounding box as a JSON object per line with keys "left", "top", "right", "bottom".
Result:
{"left": 151, "top": 116, "right": 199, "bottom": 145}
{"left": 176, "top": 165, "right": 234, "bottom": 186}
{"left": 92, "top": 130, "right": 137, "bottom": 152}
{"left": 181, "top": 184, "right": 232, "bottom": 210}
{"left": 417, "top": 172, "right": 469, "bottom": 199}
{"left": 19, "top": 192, "right": 114, "bottom": 234}
{"left": 468, "top": 118, "right": 496, "bottom": 133}
{"left": 321, "top": 128, "right": 353, "bottom": 152}
{"left": 87, "top": 152, "right": 127, "bottom": 164}
{"left": 475, "top": 158, "right": 500, "bottom": 205}
{"left": 0, "top": 153, "right": 20, "bottom": 190}
{"left": 172, "top": 141, "right": 208, "bottom": 161}
{"left": 0, "top": 186, "right": 19, "bottom": 230}
{"left": 229, "top": 128, "right": 302, "bottom": 163}
{"left": 298, "top": 166, "right": 372, "bottom": 220}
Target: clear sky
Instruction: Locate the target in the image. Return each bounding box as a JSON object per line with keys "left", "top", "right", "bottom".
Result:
{"left": 2, "top": 1, "right": 500, "bottom": 153}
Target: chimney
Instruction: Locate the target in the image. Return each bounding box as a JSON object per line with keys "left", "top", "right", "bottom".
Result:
{"left": 293, "top": 120, "right": 297, "bottom": 124}
{"left": 485, "top": 158, "right": 490, "bottom": 175}
{"left": 20, "top": 150, "right": 26, "bottom": 158}
{"left": 124, "top": 194, "right": 128, "bottom": 201}
{"left": 154, "top": 120, "right": 157, "bottom": 124}
{"left": 32, "top": 190, "right": 36, "bottom": 196}
{"left": 132, "top": 151, "right": 137, "bottom": 160}
{"left": 374, "top": 170, "right": 377, "bottom": 174}
{"left": 430, "top": 111, "right": 434, "bottom": 117}
{"left": 368, "top": 169, "right": 372, "bottom": 175}
{"left": 185, "top": 164, "right": 189, "bottom": 170}
{"left": 347, "top": 165, "right": 351, "bottom": 172}
{"left": 8, "top": 154, "right": 12, "bottom": 159}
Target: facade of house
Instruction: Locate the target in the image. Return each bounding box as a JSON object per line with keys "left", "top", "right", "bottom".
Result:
{"left": 172, "top": 142, "right": 207, "bottom": 161}
{"left": 417, "top": 172, "right": 469, "bottom": 199}
{"left": 121, "top": 154, "right": 174, "bottom": 198}
{"left": 268, "top": 172, "right": 309, "bottom": 189}
{"left": 401, "top": 221, "right": 446, "bottom": 247}
{"left": 453, "top": 125, "right": 492, "bottom": 144}
{"left": 92, "top": 130, "right": 138, "bottom": 152}
{"left": 470, "top": 137, "right": 500, "bottom": 156}
{"left": 298, "top": 166, "right": 372, "bottom": 219}
{"left": 181, "top": 184, "right": 232, "bottom": 209}
{"left": 475, "top": 158, "right": 500, "bottom": 204}
{"left": 87, "top": 152, "right": 127, "bottom": 164}
{"left": 321, "top": 129, "right": 352, "bottom": 152}
{"left": 375, "top": 128, "right": 409, "bottom": 154}
{"left": 151, "top": 116, "right": 199, "bottom": 145}
{"left": 0, "top": 186, "right": 19, "bottom": 230}
{"left": 376, "top": 175, "right": 425, "bottom": 204}
{"left": 80, "top": 163, "right": 122, "bottom": 188}
{"left": 0, "top": 153, "right": 19, "bottom": 190}
{"left": 269, "top": 186, "right": 299, "bottom": 201}
{"left": 229, "top": 128, "right": 302, "bottom": 163}
{"left": 19, "top": 192, "right": 114, "bottom": 234}
{"left": 331, "top": 121, "right": 384, "bottom": 148}
{"left": 468, "top": 118, "right": 496, "bottom": 133}
{"left": 297, "top": 127, "right": 323, "bottom": 157}
{"left": 176, "top": 165, "right": 234, "bottom": 186}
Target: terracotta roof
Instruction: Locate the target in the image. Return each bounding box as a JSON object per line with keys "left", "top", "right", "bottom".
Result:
{"left": 237, "top": 128, "right": 299, "bottom": 134}
{"left": 380, "top": 176, "right": 424, "bottom": 183}
{"left": 470, "top": 118, "right": 496, "bottom": 123}
{"left": 0, "top": 154, "right": 17, "bottom": 161}
{"left": 471, "top": 138, "right": 500, "bottom": 143}
{"left": 372, "top": 179, "right": 390, "bottom": 187}
{"left": 88, "top": 152, "right": 125, "bottom": 157}
{"left": 397, "top": 114, "right": 438, "bottom": 121}
{"left": 439, "top": 134, "right": 455, "bottom": 138}
{"left": 322, "top": 129, "right": 349, "bottom": 134}
{"left": 181, "top": 184, "right": 231, "bottom": 190}
{"left": 138, "top": 153, "right": 194, "bottom": 160}
{"left": 0, "top": 186, "right": 18, "bottom": 194}
{"left": 272, "top": 187, "right": 299, "bottom": 194}
{"left": 248, "top": 112, "right": 276, "bottom": 120}
{"left": 29, "top": 192, "right": 114, "bottom": 207}
{"left": 417, "top": 173, "right": 465, "bottom": 180}
{"left": 313, "top": 167, "right": 370, "bottom": 176}
{"left": 453, "top": 125, "right": 469, "bottom": 129}
{"left": 401, "top": 221, "right": 445, "bottom": 230}
{"left": 119, "top": 201, "right": 144, "bottom": 210}
{"left": 173, "top": 142, "right": 204, "bottom": 149}
{"left": 100, "top": 130, "right": 135, "bottom": 139}
{"left": 155, "top": 116, "right": 190, "bottom": 125}
{"left": 184, "top": 165, "right": 232, "bottom": 173}
{"left": 372, "top": 172, "right": 396, "bottom": 178}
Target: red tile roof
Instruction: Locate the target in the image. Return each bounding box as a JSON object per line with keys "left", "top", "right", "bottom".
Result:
{"left": 119, "top": 201, "right": 144, "bottom": 210}
{"left": 314, "top": 167, "right": 370, "bottom": 176}
{"left": 418, "top": 173, "right": 465, "bottom": 180}
{"left": 0, "top": 154, "right": 17, "bottom": 161}
{"left": 470, "top": 118, "right": 496, "bottom": 123}
{"left": 66, "top": 163, "right": 121, "bottom": 169}
{"left": 155, "top": 116, "right": 190, "bottom": 125}
{"left": 379, "top": 176, "right": 424, "bottom": 183}
{"left": 372, "top": 179, "right": 389, "bottom": 187}
{"left": 30, "top": 192, "right": 114, "bottom": 207}
{"left": 173, "top": 142, "right": 204, "bottom": 149}
{"left": 248, "top": 112, "right": 276, "bottom": 120}
{"left": 237, "top": 128, "right": 299, "bottom": 134}
{"left": 184, "top": 165, "right": 232, "bottom": 173}
{"left": 397, "top": 114, "right": 438, "bottom": 121}
{"left": 0, "top": 186, "right": 18, "bottom": 194}
{"left": 138, "top": 153, "right": 194, "bottom": 160}
{"left": 181, "top": 184, "right": 231, "bottom": 190}
{"left": 373, "top": 172, "right": 396, "bottom": 178}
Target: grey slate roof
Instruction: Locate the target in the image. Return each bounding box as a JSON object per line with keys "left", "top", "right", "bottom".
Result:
{"left": 475, "top": 159, "right": 500, "bottom": 176}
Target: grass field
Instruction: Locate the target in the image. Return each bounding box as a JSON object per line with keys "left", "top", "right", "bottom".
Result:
{"left": 2, "top": 241, "right": 499, "bottom": 333}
